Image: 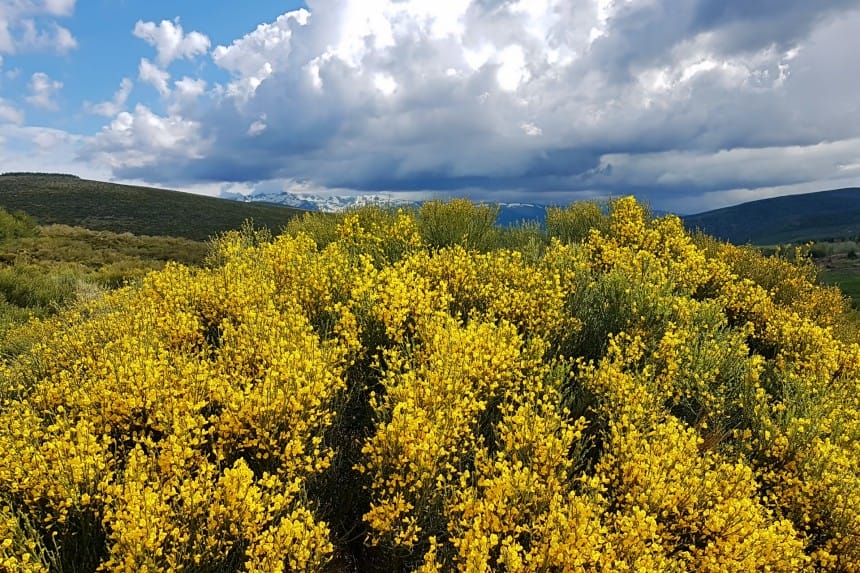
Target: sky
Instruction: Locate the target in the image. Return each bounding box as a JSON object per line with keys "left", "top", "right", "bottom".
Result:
{"left": 1, "top": 1, "right": 859, "bottom": 214}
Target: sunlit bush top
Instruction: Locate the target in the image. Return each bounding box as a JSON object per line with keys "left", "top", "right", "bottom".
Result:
{"left": 1, "top": 197, "right": 858, "bottom": 572}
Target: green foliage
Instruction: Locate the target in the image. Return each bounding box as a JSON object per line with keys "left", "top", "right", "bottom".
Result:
{"left": 205, "top": 219, "right": 273, "bottom": 267}
{"left": 283, "top": 210, "right": 342, "bottom": 248}
{"left": 2, "top": 197, "right": 860, "bottom": 571}
{"left": 4, "top": 224, "right": 206, "bottom": 268}
{"left": 495, "top": 220, "right": 547, "bottom": 261}
{"left": 0, "top": 208, "right": 38, "bottom": 241}
{"left": 546, "top": 200, "right": 610, "bottom": 243}
{"left": 807, "top": 240, "right": 860, "bottom": 310}
{"left": 0, "top": 264, "right": 80, "bottom": 308}
{"left": 416, "top": 198, "right": 500, "bottom": 251}
{"left": 808, "top": 240, "right": 860, "bottom": 259}
{"left": 565, "top": 268, "right": 662, "bottom": 362}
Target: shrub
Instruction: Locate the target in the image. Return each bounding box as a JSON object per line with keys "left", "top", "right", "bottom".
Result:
{"left": 1, "top": 197, "right": 858, "bottom": 571}
{"left": 416, "top": 199, "right": 499, "bottom": 251}
{"left": 546, "top": 200, "right": 610, "bottom": 244}
{"left": 0, "top": 265, "right": 79, "bottom": 309}
{"left": 0, "top": 208, "right": 38, "bottom": 241}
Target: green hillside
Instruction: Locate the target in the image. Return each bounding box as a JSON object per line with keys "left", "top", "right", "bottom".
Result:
{"left": 0, "top": 173, "right": 302, "bottom": 241}
{"left": 682, "top": 188, "right": 860, "bottom": 245}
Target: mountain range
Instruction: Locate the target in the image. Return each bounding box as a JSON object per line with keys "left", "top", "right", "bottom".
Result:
{"left": 224, "top": 190, "right": 551, "bottom": 227}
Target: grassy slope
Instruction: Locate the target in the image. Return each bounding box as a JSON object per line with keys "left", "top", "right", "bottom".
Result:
{"left": 2, "top": 223, "right": 208, "bottom": 270}
{"left": 683, "top": 188, "right": 860, "bottom": 245}
{"left": 821, "top": 271, "right": 860, "bottom": 306}
{"left": 0, "top": 174, "right": 303, "bottom": 241}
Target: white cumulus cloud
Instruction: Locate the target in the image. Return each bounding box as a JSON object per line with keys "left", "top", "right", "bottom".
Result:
{"left": 0, "top": 1, "right": 77, "bottom": 54}
{"left": 212, "top": 9, "right": 309, "bottom": 101}
{"left": 86, "top": 77, "right": 133, "bottom": 117}
{"left": 168, "top": 76, "right": 207, "bottom": 114}
{"left": 0, "top": 123, "right": 109, "bottom": 180}
{"left": 133, "top": 19, "right": 210, "bottom": 67}
{"left": 0, "top": 97, "right": 24, "bottom": 123}
{"left": 85, "top": 104, "right": 209, "bottom": 170}
{"left": 25, "top": 71, "right": 62, "bottom": 110}
{"left": 138, "top": 58, "right": 170, "bottom": 96}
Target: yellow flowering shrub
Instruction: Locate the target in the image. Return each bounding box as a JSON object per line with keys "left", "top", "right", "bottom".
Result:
{"left": 0, "top": 500, "right": 55, "bottom": 572}
{"left": 0, "top": 197, "right": 858, "bottom": 571}
{"left": 357, "top": 314, "right": 538, "bottom": 557}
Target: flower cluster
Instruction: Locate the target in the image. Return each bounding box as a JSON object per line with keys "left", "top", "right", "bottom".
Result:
{"left": 0, "top": 197, "right": 858, "bottom": 571}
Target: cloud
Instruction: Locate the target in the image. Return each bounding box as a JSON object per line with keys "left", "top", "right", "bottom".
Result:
{"left": 247, "top": 114, "right": 267, "bottom": 136}
{"left": 18, "top": 19, "right": 77, "bottom": 53}
{"left": 212, "top": 9, "right": 308, "bottom": 100}
{"left": 138, "top": 58, "right": 170, "bottom": 96}
{"left": 133, "top": 19, "right": 210, "bottom": 67}
{"left": 586, "top": 137, "right": 860, "bottom": 211}
{"left": 168, "top": 76, "right": 206, "bottom": 114}
{"left": 0, "top": 1, "right": 77, "bottom": 54}
{"left": 85, "top": 1, "right": 860, "bottom": 211}
{"left": 86, "top": 77, "right": 133, "bottom": 117}
{"left": 0, "top": 97, "right": 24, "bottom": 124}
{"left": 25, "top": 72, "right": 62, "bottom": 110}
{"left": 41, "top": 0, "right": 76, "bottom": 17}
{"left": 0, "top": 123, "right": 111, "bottom": 181}
{"left": 83, "top": 104, "right": 209, "bottom": 171}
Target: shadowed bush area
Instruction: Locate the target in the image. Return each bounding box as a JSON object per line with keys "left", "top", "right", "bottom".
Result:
{"left": 1, "top": 198, "right": 859, "bottom": 571}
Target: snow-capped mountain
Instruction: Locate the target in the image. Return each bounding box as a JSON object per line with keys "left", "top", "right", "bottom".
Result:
{"left": 223, "top": 191, "right": 549, "bottom": 225}
{"left": 225, "top": 191, "right": 420, "bottom": 213}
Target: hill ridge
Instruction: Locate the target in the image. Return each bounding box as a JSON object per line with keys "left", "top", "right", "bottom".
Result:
{"left": 683, "top": 187, "right": 860, "bottom": 245}
{"left": 0, "top": 174, "right": 303, "bottom": 241}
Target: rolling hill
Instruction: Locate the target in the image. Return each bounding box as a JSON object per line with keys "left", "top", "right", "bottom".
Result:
{"left": 0, "top": 173, "right": 303, "bottom": 241}
{"left": 683, "top": 188, "right": 860, "bottom": 245}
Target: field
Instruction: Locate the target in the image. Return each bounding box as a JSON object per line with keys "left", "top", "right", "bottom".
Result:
{"left": 812, "top": 244, "right": 860, "bottom": 307}
{"left": 821, "top": 269, "right": 860, "bottom": 306}
{"left": 1, "top": 198, "right": 859, "bottom": 572}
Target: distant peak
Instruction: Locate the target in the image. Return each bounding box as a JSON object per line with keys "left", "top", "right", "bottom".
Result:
{"left": 229, "top": 190, "right": 419, "bottom": 213}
